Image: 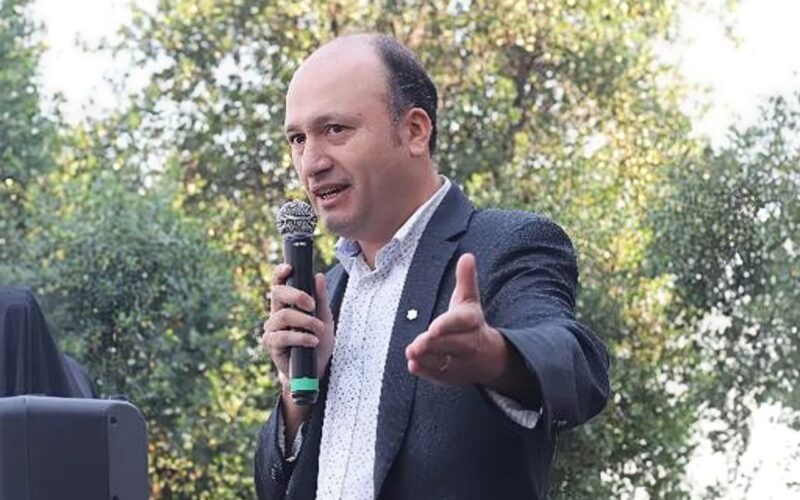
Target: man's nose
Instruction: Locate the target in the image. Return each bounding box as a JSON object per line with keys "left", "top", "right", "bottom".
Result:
{"left": 299, "top": 138, "right": 333, "bottom": 177}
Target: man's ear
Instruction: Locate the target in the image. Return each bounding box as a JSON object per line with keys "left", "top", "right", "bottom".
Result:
{"left": 404, "top": 108, "right": 432, "bottom": 157}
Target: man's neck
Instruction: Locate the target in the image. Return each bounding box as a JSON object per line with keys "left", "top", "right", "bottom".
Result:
{"left": 359, "top": 241, "right": 386, "bottom": 270}
{"left": 358, "top": 174, "right": 442, "bottom": 269}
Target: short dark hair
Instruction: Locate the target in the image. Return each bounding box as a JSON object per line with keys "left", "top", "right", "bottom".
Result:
{"left": 370, "top": 36, "right": 438, "bottom": 155}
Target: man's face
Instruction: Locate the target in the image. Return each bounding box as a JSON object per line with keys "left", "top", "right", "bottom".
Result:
{"left": 283, "top": 44, "right": 412, "bottom": 243}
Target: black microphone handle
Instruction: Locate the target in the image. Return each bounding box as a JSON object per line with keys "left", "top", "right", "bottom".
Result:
{"left": 284, "top": 233, "right": 318, "bottom": 405}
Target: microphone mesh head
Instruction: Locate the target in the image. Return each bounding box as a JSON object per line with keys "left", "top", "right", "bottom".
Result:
{"left": 276, "top": 200, "right": 317, "bottom": 236}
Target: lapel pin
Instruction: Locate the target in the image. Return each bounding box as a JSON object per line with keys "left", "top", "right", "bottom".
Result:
{"left": 406, "top": 309, "right": 418, "bottom": 321}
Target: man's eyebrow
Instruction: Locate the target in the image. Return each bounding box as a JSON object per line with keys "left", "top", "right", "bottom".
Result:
{"left": 284, "top": 113, "right": 352, "bottom": 135}
{"left": 283, "top": 123, "right": 299, "bottom": 136}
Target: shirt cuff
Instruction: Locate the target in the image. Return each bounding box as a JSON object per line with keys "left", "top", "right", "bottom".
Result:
{"left": 277, "top": 412, "right": 305, "bottom": 462}
{"left": 486, "top": 389, "right": 541, "bottom": 429}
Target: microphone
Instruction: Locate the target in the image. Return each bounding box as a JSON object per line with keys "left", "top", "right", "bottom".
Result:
{"left": 276, "top": 200, "right": 318, "bottom": 406}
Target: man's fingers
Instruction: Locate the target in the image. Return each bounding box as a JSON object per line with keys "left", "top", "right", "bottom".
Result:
{"left": 450, "top": 253, "right": 480, "bottom": 307}
{"left": 405, "top": 331, "right": 434, "bottom": 359}
{"left": 263, "top": 329, "right": 320, "bottom": 351}
{"left": 268, "top": 264, "right": 295, "bottom": 312}
{"left": 405, "top": 327, "right": 478, "bottom": 360}
{"left": 270, "top": 284, "right": 316, "bottom": 313}
{"left": 266, "top": 308, "right": 326, "bottom": 336}
{"left": 427, "top": 305, "right": 483, "bottom": 337}
{"left": 271, "top": 264, "right": 292, "bottom": 286}
{"left": 407, "top": 354, "right": 457, "bottom": 379}
{"left": 407, "top": 352, "right": 446, "bottom": 374}
{"left": 406, "top": 350, "right": 444, "bottom": 367}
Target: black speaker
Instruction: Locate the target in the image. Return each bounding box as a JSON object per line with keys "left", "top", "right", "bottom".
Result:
{"left": 0, "top": 396, "right": 149, "bottom": 500}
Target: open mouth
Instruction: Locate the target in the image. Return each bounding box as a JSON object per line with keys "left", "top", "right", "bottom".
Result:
{"left": 313, "top": 184, "right": 348, "bottom": 201}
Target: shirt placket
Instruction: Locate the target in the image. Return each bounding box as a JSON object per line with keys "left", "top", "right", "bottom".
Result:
{"left": 317, "top": 270, "right": 363, "bottom": 499}
{"left": 336, "top": 267, "right": 386, "bottom": 500}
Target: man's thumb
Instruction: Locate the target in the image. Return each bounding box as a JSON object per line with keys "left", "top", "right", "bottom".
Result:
{"left": 450, "top": 253, "right": 480, "bottom": 307}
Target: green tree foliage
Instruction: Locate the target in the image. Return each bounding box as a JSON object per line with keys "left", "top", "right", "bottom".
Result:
{"left": 13, "top": 154, "right": 272, "bottom": 498}
{"left": 1, "top": 2, "right": 273, "bottom": 495}
{"left": 15, "top": 141, "right": 276, "bottom": 497}
{"left": 0, "top": 0, "right": 54, "bottom": 269}
{"left": 650, "top": 95, "right": 800, "bottom": 476}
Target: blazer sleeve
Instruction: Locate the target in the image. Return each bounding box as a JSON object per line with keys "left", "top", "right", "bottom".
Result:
{"left": 254, "top": 399, "right": 293, "bottom": 500}
{"left": 484, "top": 216, "right": 610, "bottom": 434}
{"left": 254, "top": 266, "right": 342, "bottom": 500}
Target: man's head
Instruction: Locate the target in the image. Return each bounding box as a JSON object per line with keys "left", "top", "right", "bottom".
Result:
{"left": 284, "top": 34, "right": 440, "bottom": 248}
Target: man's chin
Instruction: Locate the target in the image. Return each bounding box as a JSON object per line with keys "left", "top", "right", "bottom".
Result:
{"left": 318, "top": 215, "right": 355, "bottom": 239}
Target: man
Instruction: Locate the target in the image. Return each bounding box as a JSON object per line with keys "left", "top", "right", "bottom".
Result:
{"left": 256, "top": 34, "right": 609, "bottom": 500}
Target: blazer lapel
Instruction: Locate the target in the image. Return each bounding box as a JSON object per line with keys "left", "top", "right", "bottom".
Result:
{"left": 373, "top": 185, "right": 475, "bottom": 496}
{"left": 325, "top": 263, "right": 348, "bottom": 323}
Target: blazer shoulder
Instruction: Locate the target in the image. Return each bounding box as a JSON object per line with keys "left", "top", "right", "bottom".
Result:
{"left": 470, "top": 208, "right": 575, "bottom": 248}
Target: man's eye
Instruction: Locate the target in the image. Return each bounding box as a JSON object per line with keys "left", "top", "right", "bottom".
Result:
{"left": 288, "top": 134, "right": 305, "bottom": 145}
{"left": 326, "top": 124, "right": 345, "bottom": 135}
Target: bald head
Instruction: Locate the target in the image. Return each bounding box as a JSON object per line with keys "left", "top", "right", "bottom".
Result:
{"left": 291, "top": 34, "right": 381, "bottom": 85}
{"left": 304, "top": 33, "right": 378, "bottom": 61}
{"left": 289, "top": 34, "right": 438, "bottom": 155}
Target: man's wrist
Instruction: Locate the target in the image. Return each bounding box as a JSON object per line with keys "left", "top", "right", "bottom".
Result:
{"left": 478, "top": 327, "right": 509, "bottom": 388}
{"left": 277, "top": 372, "right": 311, "bottom": 456}
{"left": 480, "top": 327, "right": 540, "bottom": 408}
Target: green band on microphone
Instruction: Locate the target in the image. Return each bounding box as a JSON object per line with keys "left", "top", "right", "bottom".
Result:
{"left": 291, "top": 377, "right": 319, "bottom": 392}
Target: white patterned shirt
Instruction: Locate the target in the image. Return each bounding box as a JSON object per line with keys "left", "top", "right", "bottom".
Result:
{"left": 284, "top": 177, "right": 539, "bottom": 499}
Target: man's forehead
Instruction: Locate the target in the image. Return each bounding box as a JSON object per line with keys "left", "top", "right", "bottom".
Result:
{"left": 289, "top": 41, "right": 383, "bottom": 95}
{"left": 299, "top": 35, "right": 378, "bottom": 71}
{"left": 284, "top": 42, "right": 388, "bottom": 128}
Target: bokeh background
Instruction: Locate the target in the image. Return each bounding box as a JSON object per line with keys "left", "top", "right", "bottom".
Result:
{"left": 1, "top": 0, "right": 798, "bottom": 497}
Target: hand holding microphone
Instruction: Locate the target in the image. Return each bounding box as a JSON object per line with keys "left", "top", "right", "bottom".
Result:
{"left": 262, "top": 201, "right": 334, "bottom": 407}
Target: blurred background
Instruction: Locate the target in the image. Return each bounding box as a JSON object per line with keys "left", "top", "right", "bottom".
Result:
{"left": 1, "top": 0, "right": 798, "bottom": 497}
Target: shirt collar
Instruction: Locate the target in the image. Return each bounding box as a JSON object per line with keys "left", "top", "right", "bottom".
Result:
{"left": 335, "top": 176, "right": 452, "bottom": 273}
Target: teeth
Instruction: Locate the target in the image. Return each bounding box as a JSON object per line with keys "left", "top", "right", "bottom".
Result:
{"left": 319, "top": 186, "right": 343, "bottom": 199}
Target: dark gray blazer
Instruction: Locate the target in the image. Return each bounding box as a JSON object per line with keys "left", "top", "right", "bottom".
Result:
{"left": 255, "top": 185, "right": 610, "bottom": 500}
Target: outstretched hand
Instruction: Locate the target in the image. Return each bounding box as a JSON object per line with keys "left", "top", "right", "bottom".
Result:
{"left": 405, "top": 253, "right": 507, "bottom": 387}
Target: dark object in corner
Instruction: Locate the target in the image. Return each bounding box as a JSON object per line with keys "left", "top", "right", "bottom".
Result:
{"left": 0, "top": 286, "right": 95, "bottom": 398}
{"left": 0, "top": 395, "right": 150, "bottom": 500}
